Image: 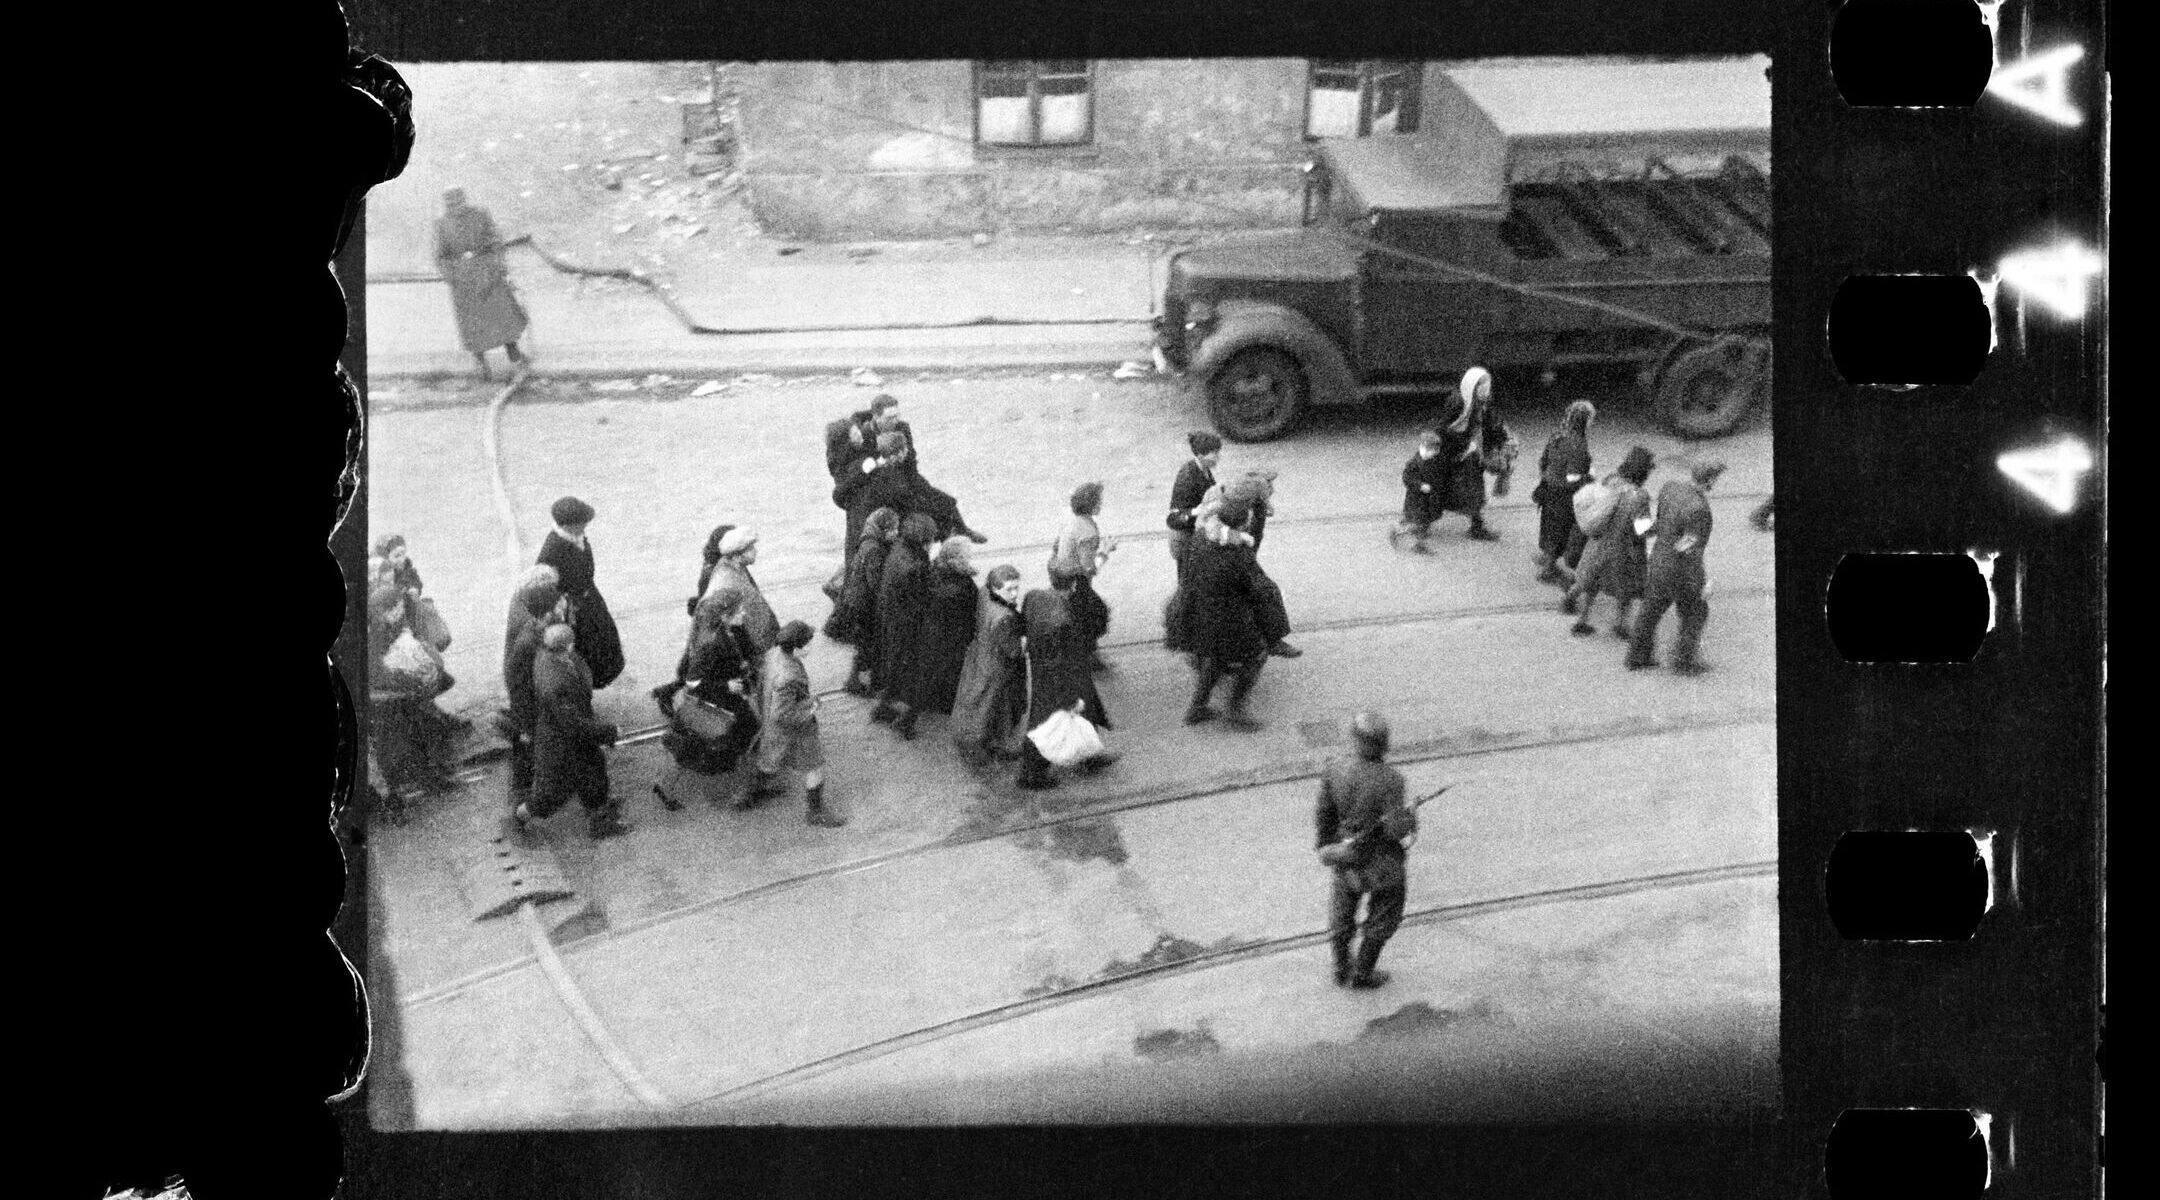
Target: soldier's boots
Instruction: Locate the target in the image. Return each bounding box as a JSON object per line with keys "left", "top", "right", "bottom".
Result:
{"left": 1347, "top": 937, "right": 1392, "bottom": 989}
{"left": 805, "top": 783, "right": 847, "bottom": 827}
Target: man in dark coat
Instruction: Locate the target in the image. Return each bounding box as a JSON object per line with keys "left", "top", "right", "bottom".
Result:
{"left": 1627, "top": 459, "right": 1725, "bottom": 674}
{"left": 535, "top": 496, "right": 625, "bottom": 689}
{"left": 500, "top": 564, "right": 564, "bottom": 814}
{"left": 1315, "top": 711, "right": 1419, "bottom": 989}
{"left": 870, "top": 513, "right": 941, "bottom": 739}
{"left": 523, "top": 623, "right": 629, "bottom": 839}
{"left": 1182, "top": 497, "right": 1275, "bottom": 732}
{"left": 1166, "top": 430, "right": 1222, "bottom": 570}
{"left": 435, "top": 188, "right": 530, "bottom": 380}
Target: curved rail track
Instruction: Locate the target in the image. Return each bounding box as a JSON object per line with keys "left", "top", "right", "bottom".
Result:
{"left": 689, "top": 856, "right": 1778, "bottom": 1108}
{"left": 405, "top": 701, "right": 1773, "bottom": 1012}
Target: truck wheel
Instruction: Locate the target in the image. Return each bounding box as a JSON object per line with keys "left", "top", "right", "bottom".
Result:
{"left": 1655, "top": 341, "right": 1762, "bottom": 439}
{"left": 1208, "top": 348, "right": 1308, "bottom": 442}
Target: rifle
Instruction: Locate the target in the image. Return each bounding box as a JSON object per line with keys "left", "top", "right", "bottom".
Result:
{"left": 1318, "top": 784, "right": 1452, "bottom": 867}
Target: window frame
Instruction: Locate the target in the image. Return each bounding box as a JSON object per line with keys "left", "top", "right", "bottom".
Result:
{"left": 972, "top": 60, "right": 1098, "bottom": 151}
{"left": 1303, "top": 60, "right": 1424, "bottom": 140}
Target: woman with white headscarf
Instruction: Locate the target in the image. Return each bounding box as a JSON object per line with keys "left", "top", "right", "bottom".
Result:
{"left": 1429, "top": 366, "right": 1517, "bottom": 542}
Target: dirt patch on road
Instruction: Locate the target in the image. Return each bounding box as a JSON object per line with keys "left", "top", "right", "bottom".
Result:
{"left": 1355, "top": 998, "right": 1498, "bottom": 1042}
{"left": 1133, "top": 1022, "right": 1223, "bottom": 1062}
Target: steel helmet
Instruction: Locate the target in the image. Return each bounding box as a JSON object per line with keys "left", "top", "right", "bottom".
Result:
{"left": 1350, "top": 711, "right": 1390, "bottom": 753}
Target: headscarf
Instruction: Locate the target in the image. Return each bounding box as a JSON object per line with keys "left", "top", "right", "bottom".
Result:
{"left": 862, "top": 507, "right": 902, "bottom": 544}
{"left": 1448, "top": 366, "right": 1493, "bottom": 435}
{"left": 899, "top": 512, "right": 941, "bottom": 548}
{"left": 933, "top": 536, "right": 977, "bottom": 573}
{"left": 1021, "top": 587, "right": 1072, "bottom": 639}
{"left": 1564, "top": 399, "right": 1596, "bottom": 435}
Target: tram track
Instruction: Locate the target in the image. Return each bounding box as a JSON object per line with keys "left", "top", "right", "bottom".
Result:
{"left": 596, "top": 489, "right": 1774, "bottom": 622}
{"left": 403, "top": 703, "right": 1773, "bottom": 1010}
{"left": 686, "top": 856, "right": 1778, "bottom": 1108}
{"left": 604, "top": 580, "right": 1776, "bottom": 746}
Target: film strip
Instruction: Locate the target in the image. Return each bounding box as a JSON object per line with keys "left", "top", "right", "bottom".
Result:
{"left": 1794, "top": 1, "right": 2104, "bottom": 1195}
{"left": 79, "top": 0, "right": 2101, "bottom": 1196}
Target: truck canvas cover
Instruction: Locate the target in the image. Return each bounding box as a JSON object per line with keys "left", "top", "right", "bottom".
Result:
{"left": 1321, "top": 56, "right": 1772, "bottom": 213}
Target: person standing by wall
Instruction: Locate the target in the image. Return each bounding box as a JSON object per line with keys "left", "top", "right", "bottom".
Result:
{"left": 535, "top": 496, "right": 625, "bottom": 689}
{"left": 1048, "top": 481, "right": 1116, "bottom": 671}
{"left": 1315, "top": 711, "right": 1419, "bottom": 990}
{"left": 434, "top": 188, "right": 530, "bottom": 381}
{"left": 1626, "top": 459, "right": 1726, "bottom": 675}
{"left": 1531, "top": 400, "right": 1596, "bottom": 585}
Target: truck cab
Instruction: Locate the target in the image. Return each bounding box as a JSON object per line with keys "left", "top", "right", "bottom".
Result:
{"left": 1156, "top": 56, "right": 1772, "bottom": 442}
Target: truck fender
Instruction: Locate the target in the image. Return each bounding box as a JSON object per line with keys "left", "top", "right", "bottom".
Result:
{"left": 1189, "top": 301, "right": 1360, "bottom": 407}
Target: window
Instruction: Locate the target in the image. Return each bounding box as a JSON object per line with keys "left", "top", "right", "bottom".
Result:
{"left": 975, "top": 60, "right": 1094, "bottom": 147}
{"left": 1305, "top": 61, "right": 1422, "bottom": 138}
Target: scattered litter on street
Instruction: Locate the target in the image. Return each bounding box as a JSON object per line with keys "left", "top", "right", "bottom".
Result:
{"left": 1113, "top": 361, "right": 1150, "bottom": 379}
{"left": 592, "top": 379, "right": 640, "bottom": 393}
{"left": 640, "top": 374, "right": 675, "bottom": 389}
{"left": 850, "top": 367, "right": 884, "bottom": 387}
{"left": 690, "top": 380, "right": 727, "bottom": 397}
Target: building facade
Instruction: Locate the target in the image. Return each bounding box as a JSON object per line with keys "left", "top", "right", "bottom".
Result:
{"left": 732, "top": 59, "right": 1443, "bottom": 241}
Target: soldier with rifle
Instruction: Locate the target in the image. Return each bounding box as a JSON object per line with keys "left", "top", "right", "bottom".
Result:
{"left": 1315, "top": 711, "right": 1447, "bottom": 989}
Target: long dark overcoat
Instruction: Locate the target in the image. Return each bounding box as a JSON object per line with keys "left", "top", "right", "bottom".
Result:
{"left": 828, "top": 533, "right": 891, "bottom": 645}
{"left": 667, "top": 620, "right": 759, "bottom": 773}
{"left": 874, "top": 540, "right": 933, "bottom": 703}
{"left": 916, "top": 563, "right": 981, "bottom": 715}
{"left": 536, "top": 531, "right": 625, "bottom": 688}
{"left": 1022, "top": 588, "right": 1109, "bottom": 731}
{"left": 531, "top": 646, "right": 616, "bottom": 810}
{"left": 950, "top": 587, "right": 1027, "bottom": 760}
{"left": 435, "top": 205, "right": 529, "bottom": 354}
{"left": 1573, "top": 478, "right": 1652, "bottom": 599}
{"left": 1401, "top": 451, "right": 1450, "bottom": 526}
{"left": 1183, "top": 531, "right": 1274, "bottom": 665}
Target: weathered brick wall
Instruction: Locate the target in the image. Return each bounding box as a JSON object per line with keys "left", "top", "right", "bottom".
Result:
{"left": 735, "top": 60, "right": 1316, "bottom": 239}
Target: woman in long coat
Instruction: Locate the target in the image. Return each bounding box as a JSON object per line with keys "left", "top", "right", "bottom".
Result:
{"left": 950, "top": 565, "right": 1028, "bottom": 768}
{"left": 1432, "top": 366, "right": 1515, "bottom": 541}
{"left": 1531, "top": 400, "right": 1596, "bottom": 583}
{"left": 435, "top": 188, "right": 530, "bottom": 380}
{"left": 1565, "top": 445, "right": 1657, "bottom": 638}
{"left": 870, "top": 513, "right": 941, "bottom": 738}
{"left": 1181, "top": 499, "right": 1274, "bottom": 730}
{"left": 653, "top": 582, "right": 762, "bottom": 809}
{"left": 916, "top": 537, "right": 982, "bottom": 716}
{"left": 1047, "top": 481, "right": 1115, "bottom": 667}
{"left": 829, "top": 508, "right": 900, "bottom": 689}
{"left": 535, "top": 496, "right": 626, "bottom": 689}
{"left": 1015, "top": 583, "right": 1113, "bottom": 789}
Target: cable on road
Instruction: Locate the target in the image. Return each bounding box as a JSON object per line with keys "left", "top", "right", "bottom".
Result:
{"left": 518, "top": 902, "right": 674, "bottom": 1108}
{"left": 482, "top": 370, "right": 535, "bottom": 571}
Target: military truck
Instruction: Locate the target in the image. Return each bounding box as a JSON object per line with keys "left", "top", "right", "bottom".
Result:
{"left": 1153, "top": 56, "right": 1772, "bottom": 442}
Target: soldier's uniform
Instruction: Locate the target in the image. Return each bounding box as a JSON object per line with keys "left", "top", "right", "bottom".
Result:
{"left": 1314, "top": 721, "right": 1419, "bottom": 988}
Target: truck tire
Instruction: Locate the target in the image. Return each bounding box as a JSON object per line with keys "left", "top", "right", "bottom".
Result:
{"left": 1208, "top": 347, "right": 1308, "bottom": 442}
{"left": 1654, "top": 340, "right": 1763, "bottom": 439}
